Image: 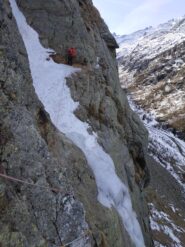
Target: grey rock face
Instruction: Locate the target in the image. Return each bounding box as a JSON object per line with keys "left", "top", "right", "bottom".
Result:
{"left": 0, "top": 2, "right": 91, "bottom": 247}
{"left": 0, "top": 0, "right": 153, "bottom": 246}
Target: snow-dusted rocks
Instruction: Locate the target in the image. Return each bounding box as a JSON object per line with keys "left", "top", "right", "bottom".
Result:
{"left": 149, "top": 203, "right": 185, "bottom": 247}
{"left": 128, "top": 96, "right": 185, "bottom": 247}
{"left": 117, "top": 18, "right": 185, "bottom": 134}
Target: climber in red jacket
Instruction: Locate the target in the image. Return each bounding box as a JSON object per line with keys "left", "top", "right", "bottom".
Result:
{"left": 67, "top": 47, "right": 77, "bottom": 66}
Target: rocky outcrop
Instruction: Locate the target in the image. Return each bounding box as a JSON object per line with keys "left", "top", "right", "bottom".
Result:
{"left": 0, "top": 0, "right": 152, "bottom": 246}
{"left": 0, "top": 2, "right": 92, "bottom": 246}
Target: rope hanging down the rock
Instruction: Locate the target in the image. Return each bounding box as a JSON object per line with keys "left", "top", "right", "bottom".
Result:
{"left": 60, "top": 229, "right": 91, "bottom": 247}
{"left": 0, "top": 172, "right": 92, "bottom": 247}
{"left": 0, "top": 172, "right": 63, "bottom": 193}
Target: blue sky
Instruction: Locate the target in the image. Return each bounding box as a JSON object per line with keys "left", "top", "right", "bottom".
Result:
{"left": 92, "top": 0, "right": 185, "bottom": 35}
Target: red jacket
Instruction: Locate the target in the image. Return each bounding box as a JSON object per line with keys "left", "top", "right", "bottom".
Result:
{"left": 68, "top": 48, "right": 77, "bottom": 57}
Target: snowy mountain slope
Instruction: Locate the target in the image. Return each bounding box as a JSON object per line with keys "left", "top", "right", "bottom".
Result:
{"left": 117, "top": 17, "right": 185, "bottom": 134}
{"left": 116, "top": 17, "right": 185, "bottom": 246}
{"left": 129, "top": 97, "right": 185, "bottom": 191}
{"left": 115, "top": 17, "right": 185, "bottom": 60}
{"left": 113, "top": 26, "right": 154, "bottom": 45}
{"left": 128, "top": 96, "right": 185, "bottom": 247}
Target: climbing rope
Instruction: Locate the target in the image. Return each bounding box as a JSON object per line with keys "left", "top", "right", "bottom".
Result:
{"left": 0, "top": 172, "right": 92, "bottom": 246}
{"left": 0, "top": 172, "right": 63, "bottom": 193}
{"left": 61, "top": 229, "right": 91, "bottom": 247}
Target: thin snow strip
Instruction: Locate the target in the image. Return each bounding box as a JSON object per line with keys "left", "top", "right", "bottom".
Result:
{"left": 154, "top": 241, "right": 166, "bottom": 247}
{"left": 128, "top": 95, "right": 185, "bottom": 191}
{"left": 149, "top": 203, "right": 183, "bottom": 247}
{"left": 10, "top": 0, "right": 145, "bottom": 246}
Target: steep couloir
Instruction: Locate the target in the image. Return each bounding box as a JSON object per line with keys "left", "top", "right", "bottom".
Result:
{"left": 0, "top": 0, "right": 153, "bottom": 246}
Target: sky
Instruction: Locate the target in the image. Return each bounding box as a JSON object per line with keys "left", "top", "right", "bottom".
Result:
{"left": 92, "top": 0, "right": 185, "bottom": 35}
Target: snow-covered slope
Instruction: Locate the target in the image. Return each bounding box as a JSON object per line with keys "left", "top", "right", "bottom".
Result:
{"left": 116, "top": 17, "right": 185, "bottom": 246}
{"left": 128, "top": 96, "right": 185, "bottom": 247}
{"left": 117, "top": 17, "right": 185, "bottom": 134}
{"left": 115, "top": 17, "right": 185, "bottom": 60}
{"left": 129, "top": 96, "right": 185, "bottom": 191}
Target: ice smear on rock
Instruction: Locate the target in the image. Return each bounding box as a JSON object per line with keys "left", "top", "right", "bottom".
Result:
{"left": 10, "top": 0, "right": 145, "bottom": 246}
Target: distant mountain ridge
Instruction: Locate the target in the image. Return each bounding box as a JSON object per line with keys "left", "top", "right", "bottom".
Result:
{"left": 114, "top": 16, "right": 185, "bottom": 60}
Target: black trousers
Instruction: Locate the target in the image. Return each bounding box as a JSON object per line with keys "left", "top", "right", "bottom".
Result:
{"left": 67, "top": 56, "right": 73, "bottom": 66}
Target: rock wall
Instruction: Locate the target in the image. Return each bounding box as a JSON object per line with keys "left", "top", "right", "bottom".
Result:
{"left": 0, "top": 0, "right": 153, "bottom": 246}
{"left": 0, "top": 1, "right": 92, "bottom": 246}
